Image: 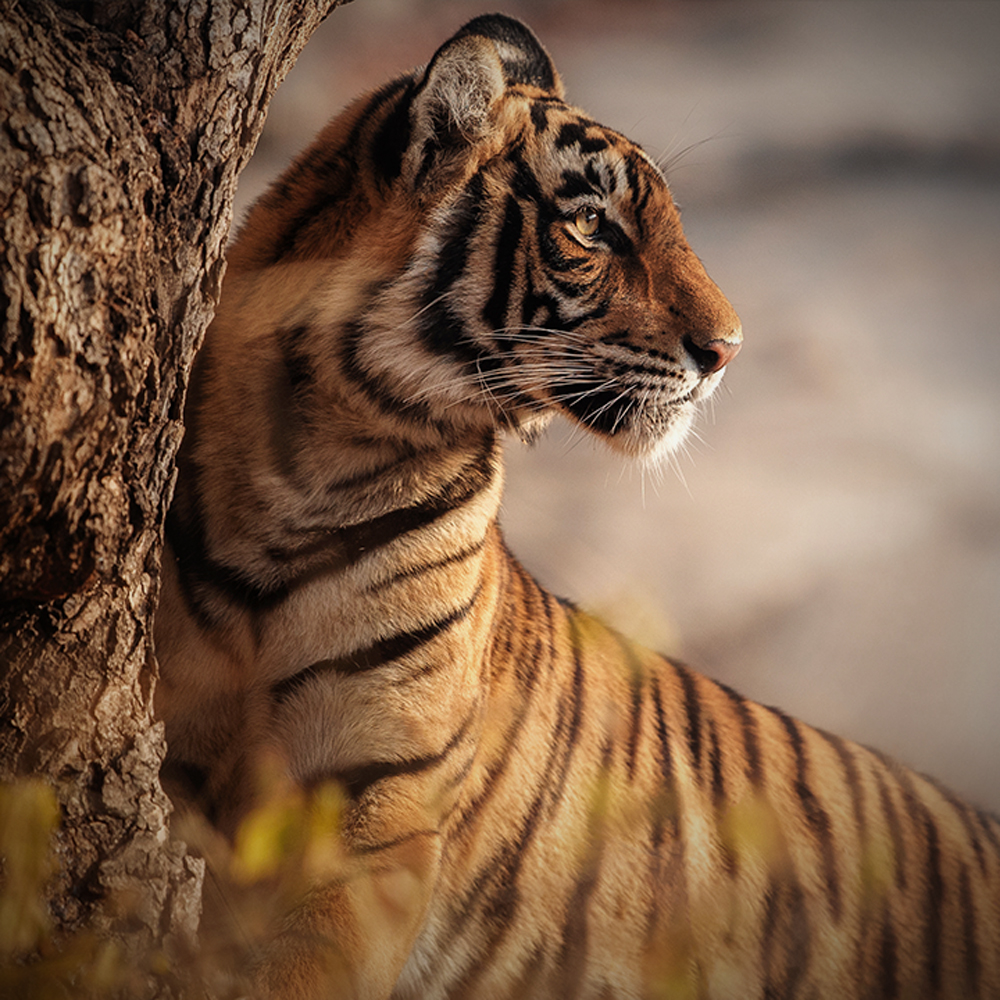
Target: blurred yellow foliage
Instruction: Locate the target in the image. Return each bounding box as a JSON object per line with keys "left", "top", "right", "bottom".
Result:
{"left": 0, "top": 780, "right": 131, "bottom": 998}
{"left": 0, "top": 778, "right": 59, "bottom": 956}
{"left": 231, "top": 778, "right": 345, "bottom": 885}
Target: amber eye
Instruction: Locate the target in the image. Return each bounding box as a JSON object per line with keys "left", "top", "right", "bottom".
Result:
{"left": 573, "top": 206, "right": 601, "bottom": 238}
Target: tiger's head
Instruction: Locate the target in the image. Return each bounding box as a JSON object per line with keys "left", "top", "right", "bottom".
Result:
{"left": 229, "top": 14, "right": 741, "bottom": 465}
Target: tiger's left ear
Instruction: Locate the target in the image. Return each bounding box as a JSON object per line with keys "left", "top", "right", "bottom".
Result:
{"left": 405, "top": 14, "right": 562, "bottom": 191}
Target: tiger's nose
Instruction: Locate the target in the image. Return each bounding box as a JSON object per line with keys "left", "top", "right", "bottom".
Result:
{"left": 683, "top": 333, "right": 742, "bottom": 375}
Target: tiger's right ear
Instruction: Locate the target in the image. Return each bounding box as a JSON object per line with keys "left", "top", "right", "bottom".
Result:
{"left": 404, "top": 15, "right": 562, "bottom": 192}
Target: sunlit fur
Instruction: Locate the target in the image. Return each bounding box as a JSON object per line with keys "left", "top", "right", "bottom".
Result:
{"left": 155, "top": 14, "right": 1000, "bottom": 1000}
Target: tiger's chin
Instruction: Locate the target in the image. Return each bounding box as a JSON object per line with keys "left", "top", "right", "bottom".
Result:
{"left": 597, "top": 398, "right": 699, "bottom": 466}
{"left": 502, "top": 374, "right": 721, "bottom": 464}
{"left": 612, "top": 371, "right": 728, "bottom": 465}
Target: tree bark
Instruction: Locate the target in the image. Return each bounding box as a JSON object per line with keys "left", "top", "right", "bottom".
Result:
{"left": 0, "top": 0, "right": 344, "bottom": 991}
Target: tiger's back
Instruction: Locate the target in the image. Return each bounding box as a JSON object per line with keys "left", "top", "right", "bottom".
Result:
{"left": 155, "top": 14, "right": 1000, "bottom": 999}
{"left": 405, "top": 584, "right": 1000, "bottom": 998}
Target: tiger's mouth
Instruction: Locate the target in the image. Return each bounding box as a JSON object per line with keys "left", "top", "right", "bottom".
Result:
{"left": 540, "top": 364, "right": 726, "bottom": 461}
{"left": 546, "top": 376, "right": 695, "bottom": 443}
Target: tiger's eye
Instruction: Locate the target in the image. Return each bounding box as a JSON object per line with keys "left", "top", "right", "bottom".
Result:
{"left": 574, "top": 206, "right": 601, "bottom": 238}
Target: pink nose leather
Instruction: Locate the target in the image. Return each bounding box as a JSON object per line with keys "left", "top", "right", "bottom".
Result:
{"left": 683, "top": 334, "right": 743, "bottom": 375}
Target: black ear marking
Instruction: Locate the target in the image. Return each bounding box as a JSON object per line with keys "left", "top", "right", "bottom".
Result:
{"left": 449, "top": 13, "right": 562, "bottom": 97}
{"left": 403, "top": 15, "right": 563, "bottom": 194}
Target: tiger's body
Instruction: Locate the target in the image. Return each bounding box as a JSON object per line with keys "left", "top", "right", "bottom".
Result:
{"left": 155, "top": 14, "right": 1000, "bottom": 1000}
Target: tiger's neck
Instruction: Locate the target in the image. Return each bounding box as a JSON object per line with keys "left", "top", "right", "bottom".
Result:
{"left": 157, "top": 261, "right": 508, "bottom": 779}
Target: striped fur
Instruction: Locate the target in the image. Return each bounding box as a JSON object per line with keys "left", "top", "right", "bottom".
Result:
{"left": 155, "top": 15, "right": 1000, "bottom": 999}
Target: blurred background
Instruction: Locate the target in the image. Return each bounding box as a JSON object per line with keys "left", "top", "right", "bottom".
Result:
{"left": 234, "top": 1, "right": 1000, "bottom": 811}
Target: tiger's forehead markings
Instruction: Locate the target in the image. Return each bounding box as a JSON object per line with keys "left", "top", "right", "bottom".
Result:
{"left": 555, "top": 120, "right": 610, "bottom": 155}
{"left": 552, "top": 153, "right": 620, "bottom": 202}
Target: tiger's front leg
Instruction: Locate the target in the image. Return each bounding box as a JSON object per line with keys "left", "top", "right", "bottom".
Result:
{"left": 252, "top": 829, "right": 442, "bottom": 1000}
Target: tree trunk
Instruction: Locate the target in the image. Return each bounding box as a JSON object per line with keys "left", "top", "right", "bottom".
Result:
{"left": 0, "top": 1, "right": 343, "bottom": 992}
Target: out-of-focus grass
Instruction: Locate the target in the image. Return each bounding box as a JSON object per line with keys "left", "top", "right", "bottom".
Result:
{"left": 0, "top": 772, "right": 353, "bottom": 999}
{"left": 0, "top": 780, "right": 128, "bottom": 999}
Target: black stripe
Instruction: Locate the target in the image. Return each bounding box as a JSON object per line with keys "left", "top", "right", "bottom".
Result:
{"left": 279, "top": 439, "right": 496, "bottom": 564}
{"left": 445, "top": 709, "right": 559, "bottom": 955}
{"left": 277, "top": 323, "right": 314, "bottom": 395}
{"left": 760, "top": 881, "right": 780, "bottom": 995}
{"left": 976, "top": 808, "right": 1000, "bottom": 859}
{"left": 774, "top": 710, "right": 842, "bottom": 923}
{"left": 707, "top": 718, "right": 738, "bottom": 878}
{"left": 628, "top": 152, "right": 654, "bottom": 232}
{"left": 412, "top": 137, "right": 442, "bottom": 193}
{"left": 519, "top": 267, "right": 558, "bottom": 331}
{"left": 418, "top": 171, "right": 491, "bottom": 365}
{"left": 595, "top": 218, "right": 633, "bottom": 256}
{"left": 315, "top": 441, "right": 433, "bottom": 496}
{"left": 959, "top": 862, "right": 981, "bottom": 993}
{"left": 760, "top": 875, "right": 811, "bottom": 999}
{"left": 558, "top": 739, "right": 616, "bottom": 994}
{"left": 558, "top": 829, "right": 600, "bottom": 996}
{"left": 878, "top": 903, "right": 899, "bottom": 1000}
{"left": 644, "top": 674, "right": 684, "bottom": 950}
{"left": 781, "top": 878, "right": 810, "bottom": 1000}
{"left": 716, "top": 681, "right": 763, "bottom": 787}
{"left": 923, "top": 814, "right": 944, "bottom": 993}
{"left": 507, "top": 943, "right": 548, "bottom": 998}
{"left": 554, "top": 170, "right": 599, "bottom": 201}
{"left": 673, "top": 661, "right": 703, "bottom": 776}
{"left": 816, "top": 729, "right": 868, "bottom": 864}
{"left": 507, "top": 156, "right": 544, "bottom": 231}
{"left": 166, "top": 504, "right": 279, "bottom": 625}
{"left": 353, "top": 828, "right": 439, "bottom": 856}
{"left": 555, "top": 121, "right": 608, "bottom": 154}
{"left": 530, "top": 101, "right": 549, "bottom": 135}
{"left": 365, "top": 536, "right": 487, "bottom": 594}
{"left": 649, "top": 674, "right": 676, "bottom": 796}
{"left": 624, "top": 154, "right": 641, "bottom": 207}
{"left": 331, "top": 710, "right": 476, "bottom": 800}
{"left": 707, "top": 718, "right": 726, "bottom": 806}
{"left": 370, "top": 79, "right": 414, "bottom": 186}
{"left": 584, "top": 161, "right": 602, "bottom": 193}
{"left": 552, "top": 612, "right": 588, "bottom": 810}
{"left": 509, "top": 561, "right": 556, "bottom": 689}
{"left": 624, "top": 653, "right": 644, "bottom": 783}
{"left": 482, "top": 195, "right": 524, "bottom": 336}
{"left": 271, "top": 583, "right": 482, "bottom": 702}
{"left": 549, "top": 271, "right": 594, "bottom": 298}
{"left": 338, "top": 318, "right": 440, "bottom": 428}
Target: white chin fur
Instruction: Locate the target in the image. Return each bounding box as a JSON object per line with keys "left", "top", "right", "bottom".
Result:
{"left": 622, "top": 403, "right": 697, "bottom": 466}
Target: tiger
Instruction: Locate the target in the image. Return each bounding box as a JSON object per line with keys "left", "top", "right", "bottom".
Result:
{"left": 154, "top": 13, "right": 1000, "bottom": 1000}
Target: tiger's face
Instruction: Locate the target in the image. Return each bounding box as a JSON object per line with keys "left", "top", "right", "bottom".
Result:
{"left": 488, "top": 103, "right": 742, "bottom": 461}
{"left": 383, "top": 93, "right": 742, "bottom": 464}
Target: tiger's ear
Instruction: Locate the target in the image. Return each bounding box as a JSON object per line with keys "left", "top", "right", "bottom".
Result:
{"left": 450, "top": 14, "right": 563, "bottom": 99}
{"left": 405, "top": 15, "right": 562, "bottom": 191}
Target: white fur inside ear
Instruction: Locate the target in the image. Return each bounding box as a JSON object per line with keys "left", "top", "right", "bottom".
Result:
{"left": 416, "top": 37, "right": 506, "bottom": 144}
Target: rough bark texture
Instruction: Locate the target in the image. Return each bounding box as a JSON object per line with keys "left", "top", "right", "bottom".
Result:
{"left": 0, "top": 0, "right": 344, "bottom": 991}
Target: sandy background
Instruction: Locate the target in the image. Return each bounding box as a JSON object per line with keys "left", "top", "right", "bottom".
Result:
{"left": 234, "top": 0, "right": 1000, "bottom": 811}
